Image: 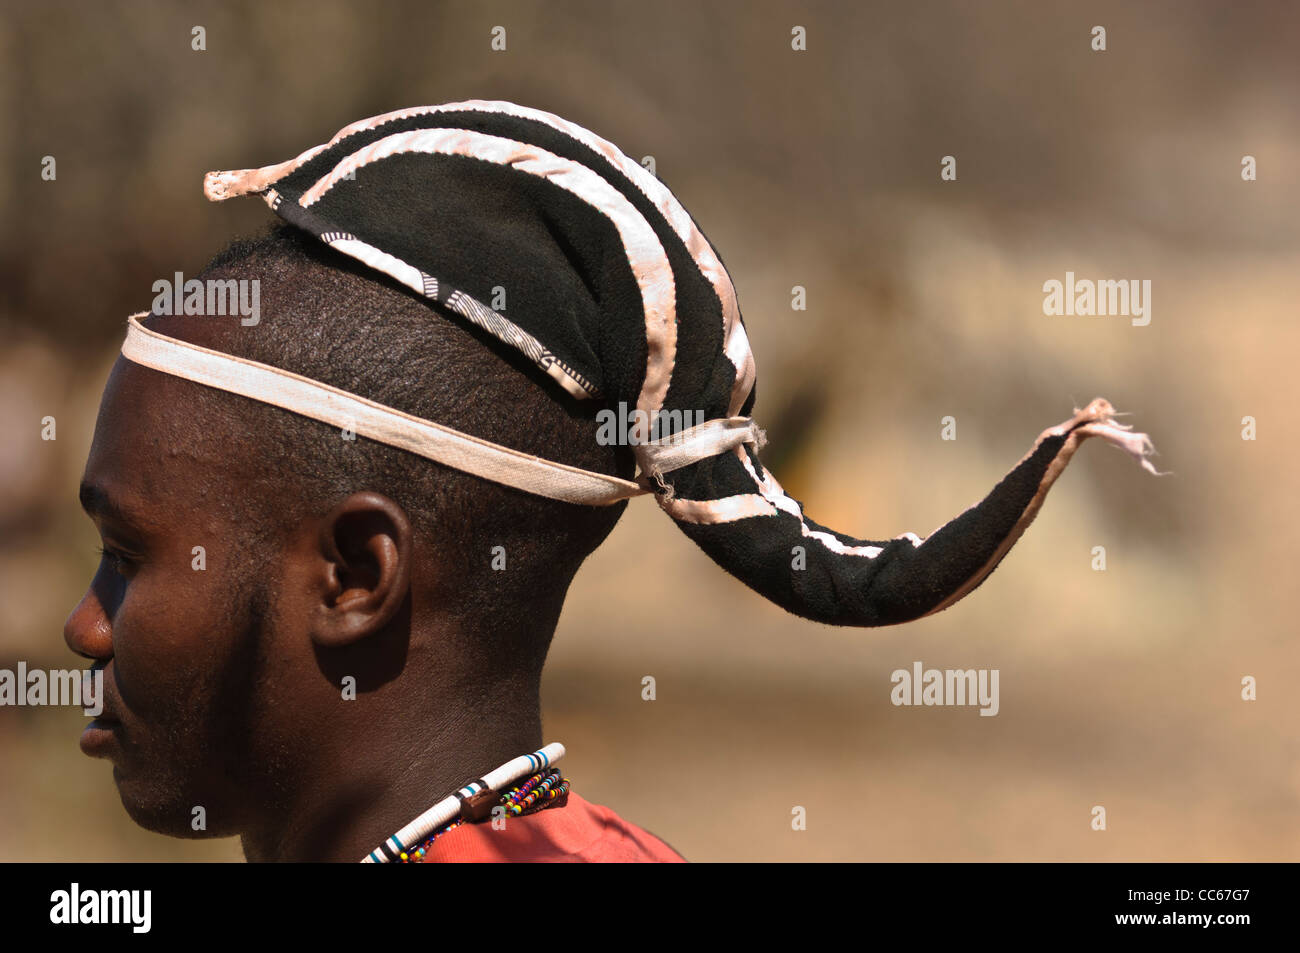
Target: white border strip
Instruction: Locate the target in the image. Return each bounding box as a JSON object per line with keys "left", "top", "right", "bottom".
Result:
{"left": 120, "top": 314, "right": 648, "bottom": 507}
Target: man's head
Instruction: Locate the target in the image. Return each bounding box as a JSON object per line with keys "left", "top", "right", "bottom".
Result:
{"left": 66, "top": 100, "right": 1139, "bottom": 857}
{"left": 65, "top": 223, "right": 633, "bottom": 838}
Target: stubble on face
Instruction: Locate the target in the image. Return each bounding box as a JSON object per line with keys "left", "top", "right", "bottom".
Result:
{"left": 78, "top": 358, "right": 294, "bottom": 839}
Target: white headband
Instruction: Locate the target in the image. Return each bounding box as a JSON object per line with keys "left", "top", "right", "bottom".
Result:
{"left": 119, "top": 313, "right": 763, "bottom": 507}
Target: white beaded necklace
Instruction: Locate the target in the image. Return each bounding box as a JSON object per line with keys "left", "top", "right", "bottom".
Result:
{"left": 362, "top": 742, "right": 566, "bottom": 863}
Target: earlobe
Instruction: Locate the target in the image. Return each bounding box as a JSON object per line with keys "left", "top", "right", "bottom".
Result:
{"left": 311, "top": 491, "right": 413, "bottom": 648}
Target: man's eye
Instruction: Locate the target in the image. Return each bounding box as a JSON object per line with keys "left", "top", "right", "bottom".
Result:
{"left": 97, "top": 545, "right": 137, "bottom": 576}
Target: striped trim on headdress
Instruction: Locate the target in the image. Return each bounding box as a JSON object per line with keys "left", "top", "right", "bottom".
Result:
{"left": 124, "top": 99, "right": 1160, "bottom": 627}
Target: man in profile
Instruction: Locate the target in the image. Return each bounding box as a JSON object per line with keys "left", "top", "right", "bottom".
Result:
{"left": 65, "top": 101, "right": 1157, "bottom": 862}
{"left": 69, "top": 220, "right": 689, "bottom": 861}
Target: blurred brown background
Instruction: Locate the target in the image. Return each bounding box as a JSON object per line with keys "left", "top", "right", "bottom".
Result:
{"left": 1, "top": 0, "right": 1297, "bottom": 861}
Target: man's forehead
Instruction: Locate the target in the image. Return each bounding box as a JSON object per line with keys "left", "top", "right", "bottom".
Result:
{"left": 82, "top": 354, "right": 244, "bottom": 525}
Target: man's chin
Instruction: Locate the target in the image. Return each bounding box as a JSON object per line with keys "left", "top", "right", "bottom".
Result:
{"left": 113, "top": 771, "right": 229, "bottom": 840}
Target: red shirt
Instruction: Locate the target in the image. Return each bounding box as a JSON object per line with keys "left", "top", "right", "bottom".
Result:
{"left": 420, "top": 793, "right": 685, "bottom": 862}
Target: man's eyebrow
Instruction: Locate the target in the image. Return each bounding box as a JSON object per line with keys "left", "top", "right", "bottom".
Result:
{"left": 78, "top": 481, "right": 138, "bottom": 526}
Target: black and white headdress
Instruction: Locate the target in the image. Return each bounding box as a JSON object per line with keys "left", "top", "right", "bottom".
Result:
{"left": 121, "top": 100, "right": 1159, "bottom": 627}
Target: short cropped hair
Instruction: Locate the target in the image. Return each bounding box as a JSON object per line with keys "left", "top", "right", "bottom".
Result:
{"left": 181, "top": 224, "right": 633, "bottom": 666}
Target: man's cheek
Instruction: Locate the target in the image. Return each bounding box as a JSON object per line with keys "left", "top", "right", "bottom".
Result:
{"left": 113, "top": 568, "right": 227, "bottom": 725}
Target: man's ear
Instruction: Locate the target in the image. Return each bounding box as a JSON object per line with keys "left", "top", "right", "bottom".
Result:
{"left": 309, "top": 491, "right": 413, "bottom": 648}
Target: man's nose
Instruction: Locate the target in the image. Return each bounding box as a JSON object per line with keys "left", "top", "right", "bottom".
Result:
{"left": 64, "top": 584, "right": 113, "bottom": 660}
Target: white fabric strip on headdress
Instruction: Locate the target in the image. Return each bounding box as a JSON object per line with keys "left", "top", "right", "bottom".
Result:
{"left": 634, "top": 416, "right": 764, "bottom": 479}
{"left": 202, "top": 99, "right": 757, "bottom": 417}
{"left": 119, "top": 314, "right": 760, "bottom": 508}
{"left": 295, "top": 126, "right": 679, "bottom": 421}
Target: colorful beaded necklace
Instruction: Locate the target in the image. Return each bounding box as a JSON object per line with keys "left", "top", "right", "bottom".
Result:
{"left": 362, "top": 742, "right": 570, "bottom": 864}
{"left": 397, "top": 767, "right": 571, "bottom": 863}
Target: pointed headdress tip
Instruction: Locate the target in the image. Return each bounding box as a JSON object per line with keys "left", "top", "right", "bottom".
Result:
{"left": 204, "top": 169, "right": 247, "bottom": 202}
{"left": 1068, "top": 397, "right": 1166, "bottom": 476}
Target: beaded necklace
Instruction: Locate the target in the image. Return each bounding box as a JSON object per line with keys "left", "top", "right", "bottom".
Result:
{"left": 362, "top": 742, "right": 570, "bottom": 864}
{"left": 397, "top": 767, "right": 571, "bottom": 862}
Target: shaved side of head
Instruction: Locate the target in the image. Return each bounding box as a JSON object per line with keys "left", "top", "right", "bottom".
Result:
{"left": 157, "top": 223, "right": 634, "bottom": 675}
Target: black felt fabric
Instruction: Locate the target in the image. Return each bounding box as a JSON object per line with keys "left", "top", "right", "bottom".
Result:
{"left": 266, "top": 108, "right": 737, "bottom": 422}
{"left": 679, "top": 436, "right": 1067, "bottom": 626}
{"left": 216, "top": 102, "right": 1083, "bottom": 628}
{"left": 280, "top": 109, "right": 740, "bottom": 421}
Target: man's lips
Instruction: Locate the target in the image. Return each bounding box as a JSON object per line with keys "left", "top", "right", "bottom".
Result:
{"left": 80, "top": 662, "right": 123, "bottom": 756}
{"left": 80, "top": 717, "right": 120, "bottom": 757}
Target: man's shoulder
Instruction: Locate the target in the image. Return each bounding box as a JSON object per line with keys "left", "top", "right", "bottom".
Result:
{"left": 422, "top": 791, "right": 686, "bottom": 863}
{"left": 555, "top": 792, "right": 687, "bottom": 863}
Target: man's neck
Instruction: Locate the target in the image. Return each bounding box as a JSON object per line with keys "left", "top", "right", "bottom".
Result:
{"left": 239, "top": 702, "right": 544, "bottom": 862}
